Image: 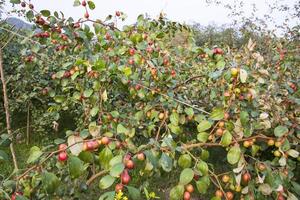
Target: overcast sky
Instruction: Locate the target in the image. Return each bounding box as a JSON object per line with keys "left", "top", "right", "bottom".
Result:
{"left": 3, "top": 0, "right": 299, "bottom": 28}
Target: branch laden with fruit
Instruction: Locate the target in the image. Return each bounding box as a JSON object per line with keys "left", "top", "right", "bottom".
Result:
{"left": 1, "top": 0, "right": 300, "bottom": 200}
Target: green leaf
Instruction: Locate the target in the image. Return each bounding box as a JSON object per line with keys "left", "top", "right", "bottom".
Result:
{"left": 99, "top": 175, "right": 115, "bottom": 189}
{"left": 179, "top": 168, "right": 194, "bottom": 185}
{"left": 117, "top": 124, "right": 128, "bottom": 134}
{"left": 227, "top": 145, "right": 241, "bottom": 165}
{"left": 68, "top": 156, "right": 85, "bottom": 179}
{"left": 274, "top": 126, "right": 288, "bottom": 137}
{"left": 109, "top": 155, "right": 123, "bottom": 167}
{"left": 0, "top": 150, "right": 9, "bottom": 161}
{"left": 79, "top": 151, "right": 94, "bottom": 163}
{"left": 197, "top": 132, "right": 209, "bottom": 143}
{"left": 99, "top": 147, "right": 113, "bottom": 170}
{"left": 73, "top": 0, "right": 81, "bottom": 6}
{"left": 87, "top": 1, "right": 96, "bottom": 9}
{"left": 196, "top": 160, "right": 208, "bottom": 175}
{"left": 184, "top": 108, "right": 194, "bottom": 117}
{"left": 42, "top": 172, "right": 60, "bottom": 194}
{"left": 127, "top": 186, "right": 142, "bottom": 200}
{"left": 83, "top": 89, "right": 93, "bottom": 98}
{"left": 40, "top": 10, "right": 51, "bottom": 17}
{"left": 10, "top": 0, "right": 20, "bottom": 3}
{"left": 26, "top": 10, "right": 34, "bottom": 20}
{"left": 110, "top": 163, "right": 125, "bottom": 177}
{"left": 240, "top": 69, "right": 248, "bottom": 83}
{"left": 197, "top": 120, "right": 212, "bottom": 132}
{"left": 178, "top": 154, "right": 191, "bottom": 168}
{"left": 209, "top": 107, "right": 224, "bottom": 120}
{"left": 98, "top": 191, "right": 115, "bottom": 200}
{"left": 169, "top": 185, "right": 184, "bottom": 200}
{"left": 27, "top": 146, "right": 43, "bottom": 164}
{"left": 90, "top": 107, "right": 99, "bottom": 117}
{"left": 220, "top": 130, "right": 232, "bottom": 146}
{"left": 159, "top": 153, "right": 173, "bottom": 172}
{"left": 258, "top": 183, "right": 272, "bottom": 195}
{"left": 16, "top": 196, "right": 29, "bottom": 200}
{"left": 170, "top": 112, "right": 179, "bottom": 125}
{"left": 240, "top": 111, "right": 249, "bottom": 127}
{"left": 196, "top": 175, "right": 210, "bottom": 194}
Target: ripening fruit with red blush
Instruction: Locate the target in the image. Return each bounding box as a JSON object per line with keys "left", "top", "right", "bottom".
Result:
{"left": 185, "top": 184, "right": 194, "bottom": 193}
{"left": 226, "top": 191, "right": 234, "bottom": 200}
{"left": 84, "top": 12, "right": 89, "bottom": 19}
{"left": 58, "top": 151, "right": 68, "bottom": 162}
{"left": 125, "top": 160, "right": 134, "bottom": 169}
{"left": 215, "top": 190, "right": 223, "bottom": 198}
{"left": 171, "top": 70, "right": 176, "bottom": 77}
{"left": 11, "top": 192, "right": 23, "bottom": 200}
{"left": 29, "top": 4, "right": 34, "bottom": 9}
{"left": 115, "top": 183, "right": 123, "bottom": 192}
{"left": 105, "top": 32, "right": 111, "bottom": 40}
{"left": 242, "top": 172, "right": 251, "bottom": 183}
{"left": 115, "top": 11, "right": 121, "bottom": 16}
{"left": 128, "top": 58, "right": 134, "bottom": 65}
{"left": 81, "top": 0, "right": 87, "bottom": 6}
{"left": 21, "top": 2, "right": 26, "bottom": 7}
{"left": 101, "top": 137, "right": 110, "bottom": 145}
{"left": 129, "top": 48, "right": 135, "bottom": 56}
{"left": 121, "top": 170, "right": 131, "bottom": 184}
{"left": 183, "top": 191, "right": 191, "bottom": 200}
{"left": 58, "top": 143, "right": 67, "bottom": 150}
{"left": 137, "top": 152, "right": 145, "bottom": 161}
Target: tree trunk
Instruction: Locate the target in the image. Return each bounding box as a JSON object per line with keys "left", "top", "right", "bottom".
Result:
{"left": 26, "top": 102, "right": 31, "bottom": 145}
{"left": 0, "top": 48, "right": 18, "bottom": 170}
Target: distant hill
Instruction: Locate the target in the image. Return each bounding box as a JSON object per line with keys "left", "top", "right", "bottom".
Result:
{"left": 5, "top": 17, "right": 32, "bottom": 29}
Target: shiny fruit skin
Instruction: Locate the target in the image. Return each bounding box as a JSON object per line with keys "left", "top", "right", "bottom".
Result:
{"left": 222, "top": 175, "right": 230, "bottom": 183}
{"left": 216, "top": 128, "right": 223, "bottom": 136}
{"left": 243, "top": 140, "right": 251, "bottom": 148}
{"left": 226, "top": 191, "right": 234, "bottom": 200}
{"left": 274, "top": 150, "right": 281, "bottom": 157}
{"left": 183, "top": 191, "right": 191, "bottom": 200}
{"left": 258, "top": 163, "right": 266, "bottom": 171}
{"left": 11, "top": 192, "right": 23, "bottom": 200}
{"left": 84, "top": 12, "right": 89, "bottom": 19}
{"left": 128, "top": 58, "right": 134, "bottom": 65}
{"left": 101, "top": 137, "right": 110, "bottom": 145}
{"left": 185, "top": 184, "right": 194, "bottom": 193}
{"left": 137, "top": 152, "right": 145, "bottom": 161}
{"left": 123, "top": 154, "right": 132, "bottom": 163}
{"left": 242, "top": 172, "right": 251, "bottom": 183}
{"left": 86, "top": 141, "right": 94, "bottom": 150}
{"left": 58, "top": 143, "right": 67, "bottom": 150}
{"left": 158, "top": 112, "right": 165, "bottom": 120}
{"left": 215, "top": 190, "right": 223, "bottom": 198}
{"left": 275, "top": 141, "right": 282, "bottom": 147}
{"left": 129, "top": 48, "right": 135, "bottom": 56}
{"left": 268, "top": 139, "right": 275, "bottom": 146}
{"left": 121, "top": 171, "right": 131, "bottom": 185}
{"left": 125, "top": 160, "right": 134, "bottom": 169}
{"left": 218, "top": 121, "right": 225, "bottom": 128}
{"left": 277, "top": 193, "right": 285, "bottom": 200}
{"left": 58, "top": 151, "right": 68, "bottom": 162}
{"left": 115, "top": 183, "right": 123, "bottom": 192}
{"left": 231, "top": 68, "right": 238, "bottom": 77}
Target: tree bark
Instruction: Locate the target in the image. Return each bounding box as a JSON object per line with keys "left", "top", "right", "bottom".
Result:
{"left": 0, "top": 48, "right": 18, "bottom": 170}
{"left": 26, "top": 102, "right": 30, "bottom": 145}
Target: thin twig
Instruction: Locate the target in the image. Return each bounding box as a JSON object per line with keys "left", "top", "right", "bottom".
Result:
{"left": 86, "top": 170, "right": 108, "bottom": 186}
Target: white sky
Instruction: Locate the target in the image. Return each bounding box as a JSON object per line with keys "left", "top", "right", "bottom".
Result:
{"left": 3, "top": 0, "right": 299, "bottom": 29}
